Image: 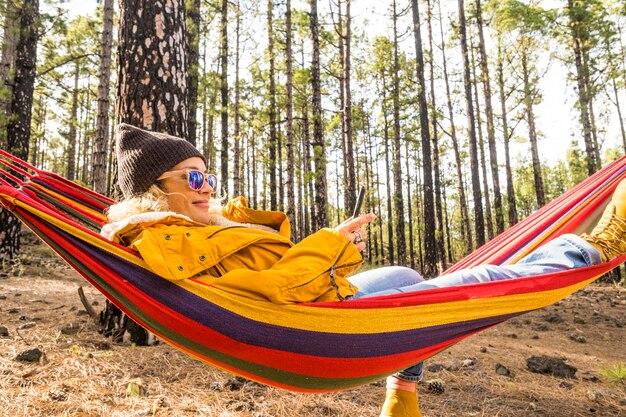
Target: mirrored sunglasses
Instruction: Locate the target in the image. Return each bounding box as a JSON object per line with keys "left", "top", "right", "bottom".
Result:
{"left": 157, "top": 169, "right": 218, "bottom": 191}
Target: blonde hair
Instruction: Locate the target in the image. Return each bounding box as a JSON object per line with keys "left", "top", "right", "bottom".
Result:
{"left": 105, "top": 184, "right": 171, "bottom": 223}
{"left": 105, "top": 184, "right": 225, "bottom": 223}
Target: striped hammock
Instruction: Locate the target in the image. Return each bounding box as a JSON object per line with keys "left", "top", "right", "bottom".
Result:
{"left": 1, "top": 149, "right": 624, "bottom": 393}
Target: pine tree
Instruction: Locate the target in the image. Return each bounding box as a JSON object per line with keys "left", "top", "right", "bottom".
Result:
{"left": 0, "top": 0, "right": 39, "bottom": 263}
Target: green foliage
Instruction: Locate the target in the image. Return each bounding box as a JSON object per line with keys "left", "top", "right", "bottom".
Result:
{"left": 486, "top": 0, "right": 554, "bottom": 36}
{"left": 603, "top": 147, "right": 623, "bottom": 164}
{"left": 599, "top": 362, "right": 626, "bottom": 384}
{"left": 565, "top": 141, "right": 588, "bottom": 185}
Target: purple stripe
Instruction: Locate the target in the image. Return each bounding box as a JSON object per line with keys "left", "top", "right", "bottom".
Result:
{"left": 60, "top": 224, "right": 523, "bottom": 358}
{"left": 31, "top": 178, "right": 104, "bottom": 212}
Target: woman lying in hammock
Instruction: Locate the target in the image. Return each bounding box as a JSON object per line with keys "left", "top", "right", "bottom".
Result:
{"left": 101, "top": 124, "right": 626, "bottom": 417}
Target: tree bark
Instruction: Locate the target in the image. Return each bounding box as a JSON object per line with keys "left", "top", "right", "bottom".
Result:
{"left": 392, "top": 0, "right": 406, "bottom": 266}
{"left": 424, "top": 0, "right": 445, "bottom": 273}
{"left": 383, "top": 107, "right": 394, "bottom": 265}
{"left": 285, "top": 0, "right": 296, "bottom": 240}
{"left": 0, "top": 1, "right": 18, "bottom": 149}
{"left": 233, "top": 0, "right": 242, "bottom": 196}
{"left": 267, "top": 0, "right": 277, "bottom": 210}
{"left": 521, "top": 46, "right": 545, "bottom": 207}
{"left": 309, "top": 0, "right": 328, "bottom": 229}
{"left": 66, "top": 61, "right": 80, "bottom": 181}
{"left": 438, "top": 0, "right": 471, "bottom": 255}
{"left": 475, "top": 0, "right": 504, "bottom": 235}
{"left": 186, "top": 0, "right": 201, "bottom": 147}
{"left": 496, "top": 37, "right": 517, "bottom": 226}
{"left": 302, "top": 97, "right": 314, "bottom": 238}
{"left": 582, "top": 47, "right": 601, "bottom": 167}
{"left": 110, "top": 0, "right": 189, "bottom": 345}
{"left": 219, "top": 0, "right": 229, "bottom": 194}
{"left": 339, "top": 0, "right": 356, "bottom": 212}
{"left": 410, "top": 0, "right": 436, "bottom": 273}
{"left": 115, "top": 0, "right": 188, "bottom": 136}
{"left": 458, "top": 0, "right": 484, "bottom": 247}
{"left": 567, "top": 0, "right": 596, "bottom": 175}
{"left": 606, "top": 38, "right": 626, "bottom": 151}
{"left": 92, "top": 0, "right": 114, "bottom": 195}
{"left": 404, "top": 139, "right": 415, "bottom": 270}
{"left": 470, "top": 35, "right": 493, "bottom": 240}
{"left": 1, "top": 0, "right": 39, "bottom": 263}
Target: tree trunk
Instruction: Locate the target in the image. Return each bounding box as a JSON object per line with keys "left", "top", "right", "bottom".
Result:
{"left": 309, "top": 0, "right": 328, "bottom": 229}
{"left": 340, "top": 0, "right": 356, "bottom": 211}
{"left": 567, "top": 0, "right": 596, "bottom": 175}
{"left": 0, "top": 1, "right": 18, "bottom": 149}
{"left": 186, "top": 0, "right": 200, "bottom": 147}
{"left": 116, "top": 0, "right": 188, "bottom": 134}
{"left": 381, "top": 77, "right": 394, "bottom": 265}
{"left": 425, "top": 0, "right": 445, "bottom": 272}
{"left": 109, "top": 0, "right": 189, "bottom": 345}
{"left": 277, "top": 109, "right": 283, "bottom": 211}
{"left": 582, "top": 47, "right": 601, "bottom": 167}
{"left": 1, "top": 0, "right": 38, "bottom": 263}
{"left": 233, "top": 0, "right": 242, "bottom": 196}
{"left": 619, "top": 25, "right": 626, "bottom": 153}
{"left": 521, "top": 46, "right": 545, "bottom": 207}
{"left": 458, "top": 0, "right": 484, "bottom": 247}
{"left": 66, "top": 61, "right": 80, "bottom": 181}
{"left": 267, "top": 0, "right": 277, "bottom": 210}
{"left": 438, "top": 0, "right": 471, "bottom": 255}
{"left": 79, "top": 93, "right": 91, "bottom": 185}
{"left": 302, "top": 97, "right": 314, "bottom": 237}
{"left": 405, "top": 140, "right": 415, "bottom": 270}
{"left": 496, "top": 38, "right": 517, "bottom": 226}
{"left": 413, "top": 151, "right": 424, "bottom": 271}
{"left": 392, "top": 0, "right": 406, "bottom": 266}
{"left": 606, "top": 37, "right": 626, "bottom": 151}
{"left": 219, "top": 0, "right": 229, "bottom": 194}
{"left": 92, "top": 0, "right": 114, "bottom": 195}
{"left": 30, "top": 94, "right": 45, "bottom": 167}
{"left": 470, "top": 36, "right": 493, "bottom": 240}
{"left": 475, "top": 0, "right": 503, "bottom": 235}
{"left": 336, "top": 1, "right": 347, "bottom": 210}
{"left": 366, "top": 113, "right": 383, "bottom": 264}
{"left": 285, "top": 0, "right": 296, "bottom": 240}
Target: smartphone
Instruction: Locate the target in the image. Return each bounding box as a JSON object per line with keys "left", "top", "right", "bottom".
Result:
{"left": 352, "top": 186, "right": 366, "bottom": 218}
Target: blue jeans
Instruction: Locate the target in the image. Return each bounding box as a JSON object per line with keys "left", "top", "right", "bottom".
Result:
{"left": 348, "top": 234, "right": 602, "bottom": 381}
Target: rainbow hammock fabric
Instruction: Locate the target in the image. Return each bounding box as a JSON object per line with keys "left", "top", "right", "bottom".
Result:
{"left": 1, "top": 149, "right": 625, "bottom": 393}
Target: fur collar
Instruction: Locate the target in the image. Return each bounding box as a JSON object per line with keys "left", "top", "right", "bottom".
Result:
{"left": 101, "top": 211, "right": 279, "bottom": 241}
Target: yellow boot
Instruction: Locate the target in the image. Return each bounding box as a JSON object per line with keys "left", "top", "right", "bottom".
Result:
{"left": 380, "top": 388, "right": 423, "bottom": 417}
{"left": 581, "top": 178, "right": 626, "bottom": 262}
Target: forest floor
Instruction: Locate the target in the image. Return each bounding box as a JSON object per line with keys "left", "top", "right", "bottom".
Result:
{"left": 1, "top": 234, "right": 625, "bottom": 417}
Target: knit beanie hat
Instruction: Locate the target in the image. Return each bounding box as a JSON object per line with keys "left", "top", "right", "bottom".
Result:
{"left": 116, "top": 123, "right": 207, "bottom": 199}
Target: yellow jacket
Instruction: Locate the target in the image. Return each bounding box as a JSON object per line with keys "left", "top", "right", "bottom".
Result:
{"left": 102, "top": 197, "right": 362, "bottom": 304}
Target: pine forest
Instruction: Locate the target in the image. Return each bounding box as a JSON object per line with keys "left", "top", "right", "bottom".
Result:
{"left": 1, "top": 0, "right": 626, "bottom": 277}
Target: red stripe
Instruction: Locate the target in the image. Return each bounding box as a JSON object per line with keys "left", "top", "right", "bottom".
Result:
{"left": 302, "top": 258, "right": 621, "bottom": 309}
{"left": 448, "top": 156, "right": 626, "bottom": 270}
{"left": 21, "top": 208, "right": 471, "bottom": 379}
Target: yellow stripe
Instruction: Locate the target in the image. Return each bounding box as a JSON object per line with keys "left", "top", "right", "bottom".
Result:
{"left": 1, "top": 191, "right": 602, "bottom": 335}
{"left": 29, "top": 183, "right": 108, "bottom": 222}
{"left": 171, "top": 275, "right": 599, "bottom": 334}
{"left": 7, "top": 195, "right": 150, "bottom": 269}
{"left": 505, "top": 183, "right": 610, "bottom": 264}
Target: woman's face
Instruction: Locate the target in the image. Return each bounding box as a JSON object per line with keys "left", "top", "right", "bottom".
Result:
{"left": 158, "top": 157, "right": 215, "bottom": 224}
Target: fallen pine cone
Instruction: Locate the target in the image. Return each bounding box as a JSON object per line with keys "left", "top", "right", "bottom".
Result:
{"left": 425, "top": 379, "right": 445, "bottom": 394}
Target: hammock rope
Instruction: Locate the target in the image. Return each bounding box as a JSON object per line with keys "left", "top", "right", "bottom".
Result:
{"left": 1, "top": 149, "right": 625, "bottom": 393}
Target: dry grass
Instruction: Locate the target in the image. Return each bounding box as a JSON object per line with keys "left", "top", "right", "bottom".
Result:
{"left": 1, "top": 239, "right": 625, "bottom": 416}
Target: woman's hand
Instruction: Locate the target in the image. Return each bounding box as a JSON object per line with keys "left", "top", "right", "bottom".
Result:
{"left": 334, "top": 213, "right": 376, "bottom": 252}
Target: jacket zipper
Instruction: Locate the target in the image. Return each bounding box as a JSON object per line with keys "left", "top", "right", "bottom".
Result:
{"left": 205, "top": 226, "right": 244, "bottom": 239}
{"left": 328, "top": 240, "right": 362, "bottom": 301}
